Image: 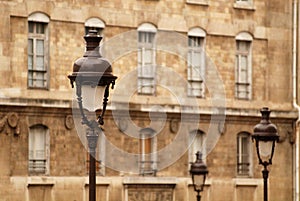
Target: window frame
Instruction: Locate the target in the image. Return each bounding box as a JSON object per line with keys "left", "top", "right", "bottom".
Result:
{"left": 235, "top": 32, "right": 253, "bottom": 100}
{"left": 236, "top": 132, "right": 253, "bottom": 177}
{"left": 137, "top": 23, "right": 157, "bottom": 95}
{"left": 188, "top": 129, "right": 206, "bottom": 165}
{"left": 139, "top": 128, "right": 157, "bottom": 176}
{"left": 187, "top": 28, "right": 206, "bottom": 98}
{"left": 27, "top": 13, "right": 49, "bottom": 89}
{"left": 28, "top": 124, "right": 50, "bottom": 175}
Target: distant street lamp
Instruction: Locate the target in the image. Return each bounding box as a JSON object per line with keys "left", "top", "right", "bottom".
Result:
{"left": 68, "top": 30, "right": 117, "bottom": 201}
{"left": 190, "top": 151, "right": 209, "bottom": 201}
{"left": 252, "top": 107, "right": 279, "bottom": 201}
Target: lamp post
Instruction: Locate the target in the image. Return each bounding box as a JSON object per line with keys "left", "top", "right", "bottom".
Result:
{"left": 190, "top": 151, "right": 209, "bottom": 201}
{"left": 68, "top": 30, "right": 117, "bottom": 201}
{"left": 252, "top": 107, "right": 279, "bottom": 201}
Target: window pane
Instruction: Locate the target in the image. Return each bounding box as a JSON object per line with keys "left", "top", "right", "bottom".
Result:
{"left": 36, "top": 23, "right": 45, "bottom": 34}
{"left": 138, "top": 32, "right": 145, "bottom": 43}
{"left": 28, "top": 56, "right": 33, "bottom": 70}
{"left": 28, "top": 22, "right": 34, "bottom": 33}
{"left": 28, "top": 72, "right": 33, "bottom": 86}
{"left": 148, "top": 32, "right": 154, "bottom": 43}
{"left": 28, "top": 39, "right": 33, "bottom": 54}
{"left": 36, "top": 56, "right": 44, "bottom": 70}
{"left": 189, "top": 36, "right": 201, "bottom": 47}
{"left": 143, "top": 66, "right": 153, "bottom": 77}
{"left": 237, "top": 133, "right": 250, "bottom": 175}
{"left": 138, "top": 32, "right": 155, "bottom": 44}
{"left": 36, "top": 72, "right": 45, "bottom": 87}
{"left": 36, "top": 40, "right": 44, "bottom": 55}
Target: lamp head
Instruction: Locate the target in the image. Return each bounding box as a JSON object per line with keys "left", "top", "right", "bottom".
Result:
{"left": 68, "top": 30, "right": 117, "bottom": 124}
{"left": 252, "top": 107, "right": 279, "bottom": 166}
{"left": 68, "top": 30, "right": 117, "bottom": 88}
{"left": 190, "top": 152, "right": 208, "bottom": 192}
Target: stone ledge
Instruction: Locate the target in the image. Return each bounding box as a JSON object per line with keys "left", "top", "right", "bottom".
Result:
{"left": 27, "top": 176, "right": 55, "bottom": 186}
{"left": 84, "top": 177, "right": 112, "bottom": 186}
{"left": 123, "top": 176, "right": 177, "bottom": 184}
{"left": 233, "top": 2, "right": 256, "bottom": 11}
{"left": 186, "top": 0, "right": 209, "bottom": 6}
{"left": 233, "top": 178, "right": 262, "bottom": 186}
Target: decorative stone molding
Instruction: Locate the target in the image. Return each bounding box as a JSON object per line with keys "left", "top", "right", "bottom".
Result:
{"left": 170, "top": 118, "right": 179, "bottom": 133}
{"left": 65, "top": 115, "right": 74, "bottom": 130}
{"left": 117, "top": 118, "right": 128, "bottom": 132}
{"left": 124, "top": 177, "right": 176, "bottom": 201}
{"left": 0, "top": 112, "right": 20, "bottom": 136}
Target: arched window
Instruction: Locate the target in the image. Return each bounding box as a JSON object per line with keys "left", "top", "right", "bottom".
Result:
{"left": 137, "top": 23, "right": 157, "bottom": 95}
{"left": 28, "top": 12, "right": 50, "bottom": 89}
{"left": 187, "top": 27, "right": 206, "bottom": 98}
{"left": 189, "top": 129, "right": 206, "bottom": 163}
{"left": 235, "top": 32, "right": 253, "bottom": 100}
{"left": 139, "top": 127, "right": 157, "bottom": 175}
{"left": 28, "top": 124, "right": 49, "bottom": 175}
{"left": 237, "top": 132, "right": 252, "bottom": 176}
{"left": 85, "top": 17, "right": 105, "bottom": 36}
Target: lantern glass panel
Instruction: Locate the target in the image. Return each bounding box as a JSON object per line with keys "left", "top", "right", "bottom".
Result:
{"left": 81, "top": 85, "right": 105, "bottom": 112}
{"left": 258, "top": 141, "right": 273, "bottom": 158}
{"left": 193, "top": 174, "right": 205, "bottom": 191}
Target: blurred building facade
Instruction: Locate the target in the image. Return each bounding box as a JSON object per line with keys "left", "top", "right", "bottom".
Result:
{"left": 0, "top": 0, "right": 298, "bottom": 201}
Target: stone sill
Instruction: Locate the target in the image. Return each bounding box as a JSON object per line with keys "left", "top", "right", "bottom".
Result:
{"left": 233, "top": 2, "right": 256, "bottom": 11}
{"left": 27, "top": 176, "right": 55, "bottom": 186}
{"left": 84, "top": 177, "right": 111, "bottom": 186}
{"left": 233, "top": 178, "right": 262, "bottom": 186}
{"left": 123, "top": 176, "right": 177, "bottom": 185}
{"left": 186, "top": 0, "right": 209, "bottom": 6}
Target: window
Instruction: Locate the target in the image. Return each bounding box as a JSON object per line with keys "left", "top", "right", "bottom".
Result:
{"left": 187, "top": 28, "right": 206, "bottom": 97}
{"left": 189, "top": 129, "right": 206, "bottom": 164}
{"left": 86, "top": 131, "right": 106, "bottom": 175}
{"left": 237, "top": 132, "right": 252, "bottom": 176}
{"left": 85, "top": 17, "right": 105, "bottom": 36}
{"left": 29, "top": 124, "right": 49, "bottom": 175}
{"left": 139, "top": 128, "right": 157, "bottom": 176}
{"left": 28, "top": 13, "right": 49, "bottom": 88}
{"left": 137, "top": 23, "right": 157, "bottom": 95}
{"left": 235, "top": 32, "right": 252, "bottom": 100}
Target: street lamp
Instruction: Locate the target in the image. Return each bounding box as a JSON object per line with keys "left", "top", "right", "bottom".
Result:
{"left": 252, "top": 107, "right": 279, "bottom": 201}
{"left": 190, "top": 151, "right": 209, "bottom": 201}
{"left": 68, "top": 30, "right": 117, "bottom": 201}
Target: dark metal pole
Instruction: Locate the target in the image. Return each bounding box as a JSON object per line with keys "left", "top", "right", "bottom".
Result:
{"left": 196, "top": 191, "right": 201, "bottom": 201}
{"left": 87, "top": 128, "right": 99, "bottom": 201}
{"left": 262, "top": 166, "right": 269, "bottom": 201}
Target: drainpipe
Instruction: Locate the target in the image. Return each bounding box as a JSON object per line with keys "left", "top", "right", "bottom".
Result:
{"left": 292, "top": 0, "right": 300, "bottom": 201}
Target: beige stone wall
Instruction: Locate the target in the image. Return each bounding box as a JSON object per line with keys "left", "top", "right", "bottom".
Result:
{"left": 0, "top": 105, "right": 295, "bottom": 200}
{"left": 0, "top": 0, "right": 294, "bottom": 109}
